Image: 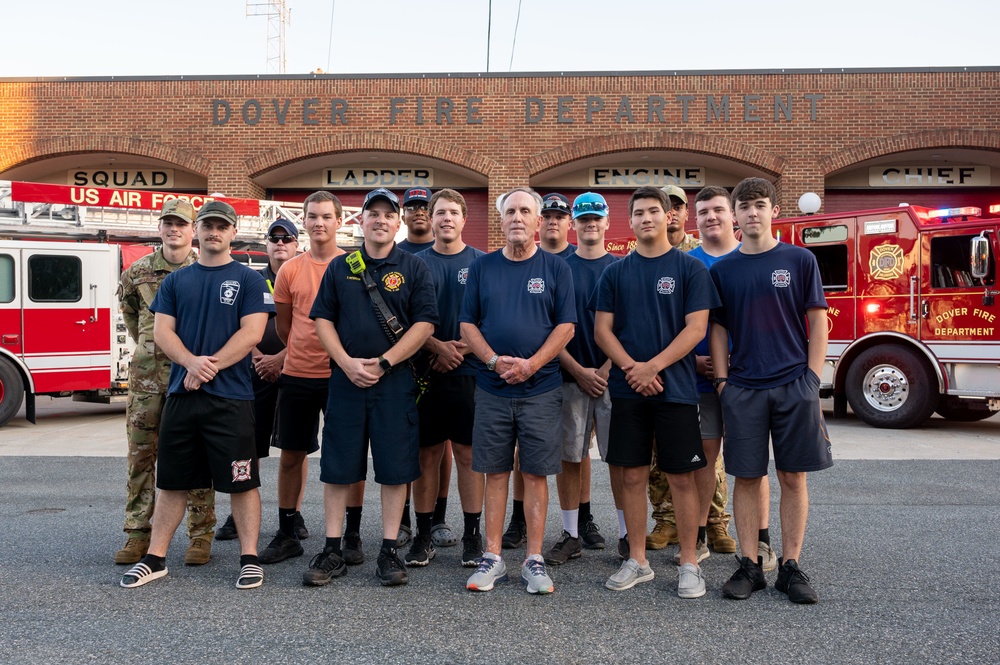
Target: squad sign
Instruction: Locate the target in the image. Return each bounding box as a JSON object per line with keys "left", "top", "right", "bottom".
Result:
{"left": 69, "top": 169, "right": 174, "bottom": 189}
{"left": 11, "top": 182, "right": 260, "bottom": 217}
{"left": 211, "top": 93, "right": 825, "bottom": 127}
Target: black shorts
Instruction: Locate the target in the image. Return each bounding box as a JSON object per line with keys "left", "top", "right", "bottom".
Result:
{"left": 720, "top": 369, "right": 834, "bottom": 478}
{"left": 418, "top": 373, "right": 476, "bottom": 447}
{"left": 606, "top": 398, "right": 706, "bottom": 474}
{"left": 157, "top": 392, "right": 260, "bottom": 494}
{"left": 274, "top": 374, "right": 327, "bottom": 454}
{"left": 252, "top": 376, "right": 278, "bottom": 459}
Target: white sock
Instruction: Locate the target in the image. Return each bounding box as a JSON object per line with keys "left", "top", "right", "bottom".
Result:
{"left": 617, "top": 509, "right": 627, "bottom": 538}
{"left": 562, "top": 509, "right": 579, "bottom": 538}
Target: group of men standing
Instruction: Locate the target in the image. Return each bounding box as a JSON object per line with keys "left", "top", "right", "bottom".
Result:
{"left": 115, "top": 177, "right": 831, "bottom": 603}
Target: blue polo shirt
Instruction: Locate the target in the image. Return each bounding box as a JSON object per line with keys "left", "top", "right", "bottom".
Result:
{"left": 460, "top": 248, "right": 576, "bottom": 397}
{"left": 309, "top": 244, "right": 439, "bottom": 360}
{"left": 562, "top": 252, "right": 619, "bottom": 382}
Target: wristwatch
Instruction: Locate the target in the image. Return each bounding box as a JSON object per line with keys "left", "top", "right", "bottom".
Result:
{"left": 378, "top": 355, "right": 392, "bottom": 373}
{"left": 486, "top": 354, "right": 499, "bottom": 371}
{"left": 713, "top": 376, "right": 729, "bottom": 389}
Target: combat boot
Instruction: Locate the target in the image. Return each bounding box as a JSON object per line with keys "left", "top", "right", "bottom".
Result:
{"left": 645, "top": 521, "right": 678, "bottom": 550}
{"left": 114, "top": 537, "right": 150, "bottom": 565}
{"left": 707, "top": 522, "right": 737, "bottom": 553}
{"left": 184, "top": 536, "right": 213, "bottom": 566}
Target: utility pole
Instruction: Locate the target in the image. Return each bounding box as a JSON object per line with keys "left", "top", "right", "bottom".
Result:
{"left": 246, "top": 1, "right": 290, "bottom": 74}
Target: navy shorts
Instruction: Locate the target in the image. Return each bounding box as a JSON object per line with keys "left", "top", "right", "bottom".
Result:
{"left": 418, "top": 373, "right": 476, "bottom": 447}
{"left": 720, "top": 369, "right": 834, "bottom": 478}
{"left": 275, "top": 374, "right": 326, "bottom": 454}
{"left": 157, "top": 392, "right": 260, "bottom": 494}
{"left": 319, "top": 368, "right": 421, "bottom": 486}
{"left": 471, "top": 386, "right": 563, "bottom": 477}
{"left": 606, "top": 398, "right": 706, "bottom": 474}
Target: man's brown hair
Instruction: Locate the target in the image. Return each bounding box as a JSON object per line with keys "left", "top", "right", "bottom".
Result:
{"left": 731, "top": 178, "right": 777, "bottom": 207}
{"left": 303, "top": 190, "right": 344, "bottom": 218}
{"left": 628, "top": 186, "right": 670, "bottom": 216}
{"left": 429, "top": 188, "right": 467, "bottom": 217}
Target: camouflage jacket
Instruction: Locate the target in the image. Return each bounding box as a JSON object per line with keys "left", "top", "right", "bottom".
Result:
{"left": 675, "top": 232, "right": 702, "bottom": 253}
{"left": 118, "top": 248, "right": 197, "bottom": 392}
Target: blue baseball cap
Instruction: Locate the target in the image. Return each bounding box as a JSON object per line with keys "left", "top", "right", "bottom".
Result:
{"left": 267, "top": 218, "right": 298, "bottom": 239}
{"left": 362, "top": 188, "right": 400, "bottom": 212}
{"left": 541, "top": 193, "right": 571, "bottom": 214}
{"left": 572, "top": 192, "right": 609, "bottom": 219}
{"left": 403, "top": 188, "right": 431, "bottom": 205}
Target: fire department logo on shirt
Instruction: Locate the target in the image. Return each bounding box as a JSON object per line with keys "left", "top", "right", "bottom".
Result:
{"left": 231, "top": 459, "right": 252, "bottom": 482}
{"left": 458, "top": 268, "right": 469, "bottom": 285}
{"left": 382, "top": 272, "right": 404, "bottom": 292}
{"left": 772, "top": 270, "right": 791, "bottom": 288}
{"left": 656, "top": 277, "right": 675, "bottom": 295}
{"left": 220, "top": 280, "right": 240, "bottom": 305}
{"left": 527, "top": 278, "right": 545, "bottom": 294}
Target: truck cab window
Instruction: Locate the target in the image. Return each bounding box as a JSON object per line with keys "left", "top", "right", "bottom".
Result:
{"left": 806, "top": 245, "right": 849, "bottom": 293}
{"left": 0, "top": 254, "right": 13, "bottom": 303}
{"left": 28, "top": 255, "right": 82, "bottom": 302}
{"left": 931, "top": 235, "right": 995, "bottom": 288}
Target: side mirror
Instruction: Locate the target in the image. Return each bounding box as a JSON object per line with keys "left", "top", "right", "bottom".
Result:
{"left": 970, "top": 233, "right": 989, "bottom": 279}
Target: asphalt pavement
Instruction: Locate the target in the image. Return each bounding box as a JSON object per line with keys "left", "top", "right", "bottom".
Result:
{"left": 0, "top": 399, "right": 998, "bottom": 664}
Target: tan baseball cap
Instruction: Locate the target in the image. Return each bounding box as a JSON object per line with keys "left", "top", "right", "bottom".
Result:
{"left": 660, "top": 185, "right": 688, "bottom": 205}
{"left": 158, "top": 199, "right": 196, "bottom": 224}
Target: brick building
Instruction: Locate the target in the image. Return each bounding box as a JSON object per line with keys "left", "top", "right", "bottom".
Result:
{"left": 1, "top": 67, "right": 998, "bottom": 248}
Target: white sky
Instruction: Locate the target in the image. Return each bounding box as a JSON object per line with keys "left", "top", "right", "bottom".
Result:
{"left": 3, "top": 0, "right": 998, "bottom": 77}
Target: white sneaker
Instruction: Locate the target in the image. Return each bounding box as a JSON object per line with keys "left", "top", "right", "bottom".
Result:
{"left": 673, "top": 539, "right": 710, "bottom": 565}
{"left": 759, "top": 541, "right": 778, "bottom": 572}
{"left": 677, "top": 562, "right": 706, "bottom": 599}
{"left": 466, "top": 553, "right": 507, "bottom": 591}
{"left": 520, "top": 555, "right": 555, "bottom": 594}
{"left": 605, "top": 558, "right": 655, "bottom": 591}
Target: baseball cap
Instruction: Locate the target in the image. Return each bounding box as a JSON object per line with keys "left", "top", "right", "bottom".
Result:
{"left": 402, "top": 188, "right": 431, "bottom": 206}
{"left": 158, "top": 199, "right": 195, "bottom": 224}
{"left": 661, "top": 185, "right": 688, "bottom": 205}
{"left": 362, "top": 188, "right": 400, "bottom": 212}
{"left": 572, "top": 192, "right": 609, "bottom": 219}
{"left": 267, "top": 218, "right": 298, "bottom": 239}
{"left": 541, "top": 193, "right": 571, "bottom": 214}
{"left": 196, "top": 200, "right": 238, "bottom": 226}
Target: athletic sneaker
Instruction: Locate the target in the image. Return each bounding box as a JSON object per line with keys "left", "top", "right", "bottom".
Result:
{"left": 259, "top": 530, "right": 303, "bottom": 564}
{"left": 376, "top": 548, "right": 408, "bottom": 586}
{"left": 461, "top": 534, "right": 484, "bottom": 567}
{"left": 294, "top": 513, "right": 309, "bottom": 540}
{"left": 721, "top": 555, "right": 766, "bottom": 600}
{"left": 501, "top": 517, "right": 526, "bottom": 549}
{"left": 342, "top": 532, "right": 364, "bottom": 565}
{"left": 236, "top": 563, "right": 264, "bottom": 590}
{"left": 215, "top": 514, "right": 238, "bottom": 541}
{"left": 580, "top": 519, "right": 606, "bottom": 550}
{"left": 430, "top": 522, "right": 459, "bottom": 548}
{"left": 672, "top": 539, "right": 710, "bottom": 565}
{"left": 520, "top": 556, "right": 555, "bottom": 594}
{"left": 759, "top": 541, "right": 778, "bottom": 572}
{"left": 543, "top": 531, "right": 582, "bottom": 565}
{"left": 302, "top": 547, "right": 347, "bottom": 586}
{"left": 466, "top": 553, "right": 507, "bottom": 591}
{"left": 120, "top": 561, "right": 167, "bottom": 588}
{"left": 677, "top": 562, "right": 706, "bottom": 599}
{"left": 617, "top": 535, "right": 630, "bottom": 561}
{"left": 775, "top": 558, "right": 819, "bottom": 604}
{"left": 404, "top": 532, "right": 436, "bottom": 567}
{"left": 395, "top": 524, "right": 412, "bottom": 549}
{"left": 605, "top": 558, "right": 654, "bottom": 591}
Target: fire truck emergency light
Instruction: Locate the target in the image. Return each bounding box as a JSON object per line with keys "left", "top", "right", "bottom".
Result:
{"left": 927, "top": 207, "right": 981, "bottom": 219}
{"left": 865, "top": 302, "right": 881, "bottom": 315}
{"left": 989, "top": 204, "right": 1000, "bottom": 215}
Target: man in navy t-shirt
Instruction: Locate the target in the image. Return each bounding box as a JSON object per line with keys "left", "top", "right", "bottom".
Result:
{"left": 710, "top": 177, "right": 832, "bottom": 604}
{"left": 121, "top": 200, "right": 273, "bottom": 591}
{"left": 538, "top": 192, "right": 577, "bottom": 259}
{"left": 593, "top": 186, "right": 720, "bottom": 598}
{"left": 460, "top": 187, "right": 576, "bottom": 594}
{"left": 397, "top": 187, "right": 435, "bottom": 254}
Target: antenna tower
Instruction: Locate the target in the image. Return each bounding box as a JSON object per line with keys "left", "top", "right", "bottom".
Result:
{"left": 246, "top": 1, "right": 290, "bottom": 74}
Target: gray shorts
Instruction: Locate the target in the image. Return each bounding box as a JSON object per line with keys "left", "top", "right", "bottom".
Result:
{"left": 698, "top": 390, "right": 723, "bottom": 440}
{"left": 719, "top": 369, "right": 834, "bottom": 478}
{"left": 472, "top": 386, "right": 563, "bottom": 477}
{"left": 561, "top": 382, "right": 611, "bottom": 463}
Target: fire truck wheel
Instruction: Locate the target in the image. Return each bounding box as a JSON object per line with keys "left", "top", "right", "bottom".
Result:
{"left": 845, "top": 345, "right": 938, "bottom": 429}
{"left": 0, "top": 358, "right": 26, "bottom": 427}
{"left": 935, "top": 400, "right": 997, "bottom": 422}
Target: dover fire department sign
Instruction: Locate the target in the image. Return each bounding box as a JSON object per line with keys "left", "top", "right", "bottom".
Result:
{"left": 869, "top": 244, "right": 905, "bottom": 280}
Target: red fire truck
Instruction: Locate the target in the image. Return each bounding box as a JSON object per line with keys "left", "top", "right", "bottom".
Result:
{"left": 0, "top": 180, "right": 352, "bottom": 428}
{"left": 773, "top": 204, "right": 1000, "bottom": 428}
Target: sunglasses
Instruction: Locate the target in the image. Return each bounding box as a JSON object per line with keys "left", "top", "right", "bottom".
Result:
{"left": 542, "top": 199, "right": 571, "bottom": 212}
{"left": 267, "top": 234, "right": 296, "bottom": 244}
{"left": 573, "top": 201, "right": 609, "bottom": 213}
{"left": 404, "top": 204, "right": 428, "bottom": 212}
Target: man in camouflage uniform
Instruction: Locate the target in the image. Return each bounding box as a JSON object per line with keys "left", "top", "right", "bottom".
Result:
{"left": 115, "top": 199, "right": 216, "bottom": 566}
{"left": 645, "top": 185, "right": 735, "bottom": 554}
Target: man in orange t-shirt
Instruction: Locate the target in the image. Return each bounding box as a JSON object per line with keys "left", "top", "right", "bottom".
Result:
{"left": 258, "top": 191, "right": 366, "bottom": 567}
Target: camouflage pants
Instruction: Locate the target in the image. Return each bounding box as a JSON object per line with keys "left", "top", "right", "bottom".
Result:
{"left": 648, "top": 450, "right": 730, "bottom": 527}
{"left": 124, "top": 391, "right": 216, "bottom": 540}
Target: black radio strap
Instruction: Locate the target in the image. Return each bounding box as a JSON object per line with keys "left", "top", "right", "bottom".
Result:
{"left": 359, "top": 268, "right": 404, "bottom": 340}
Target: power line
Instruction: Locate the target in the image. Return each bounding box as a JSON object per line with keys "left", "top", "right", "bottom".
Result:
{"left": 508, "top": 0, "right": 523, "bottom": 72}
{"left": 327, "top": 0, "right": 337, "bottom": 72}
